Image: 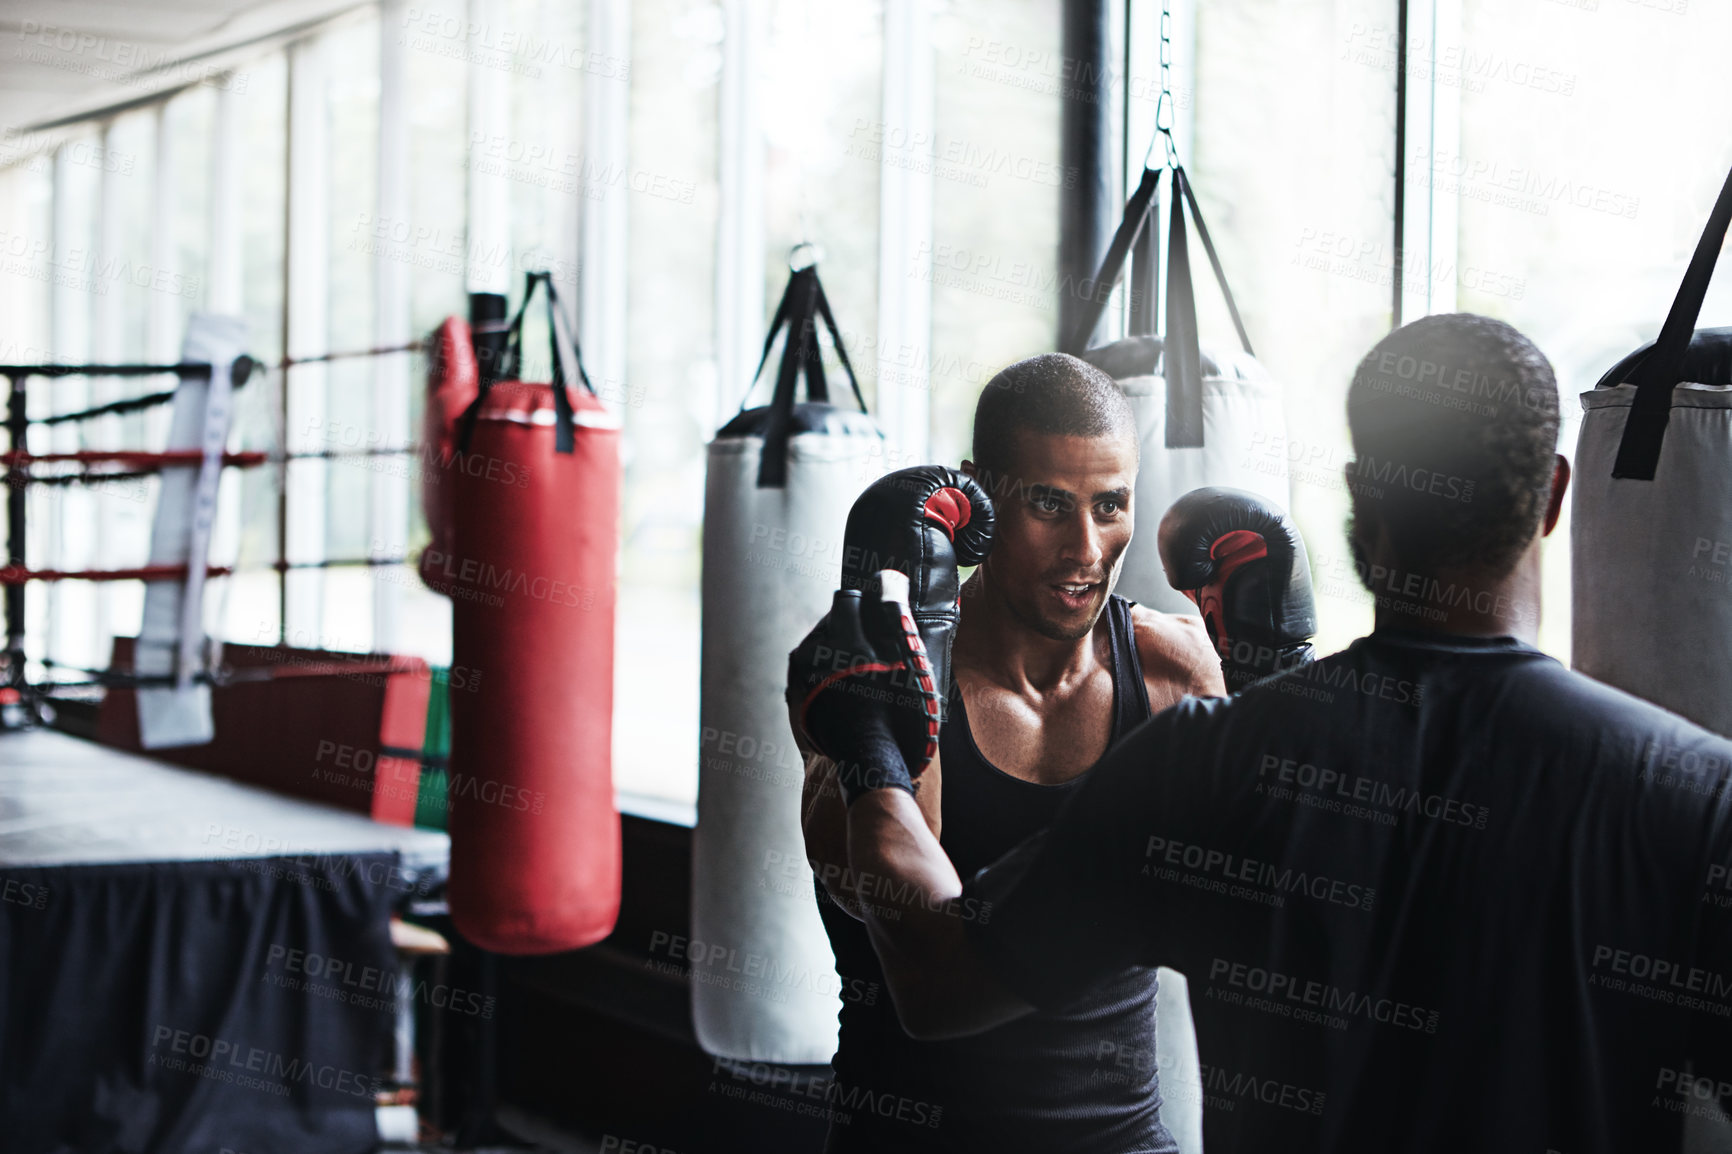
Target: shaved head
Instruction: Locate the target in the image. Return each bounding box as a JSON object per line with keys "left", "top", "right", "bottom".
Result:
{"left": 971, "top": 353, "right": 1137, "bottom": 487}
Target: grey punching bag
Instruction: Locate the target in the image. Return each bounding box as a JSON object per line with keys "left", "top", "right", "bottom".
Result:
{"left": 1574, "top": 163, "right": 1732, "bottom": 742}
{"left": 691, "top": 263, "right": 886, "bottom": 1062}
{"left": 1065, "top": 165, "right": 1291, "bottom": 617}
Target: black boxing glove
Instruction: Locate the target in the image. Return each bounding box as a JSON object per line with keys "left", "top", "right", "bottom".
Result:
{"left": 838, "top": 466, "right": 995, "bottom": 720}
{"left": 1158, "top": 486, "right": 1317, "bottom": 693}
{"left": 787, "top": 571, "right": 941, "bottom": 804}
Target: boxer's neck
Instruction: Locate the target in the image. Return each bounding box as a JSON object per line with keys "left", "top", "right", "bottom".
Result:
{"left": 1359, "top": 525, "right": 1544, "bottom": 644}
{"left": 956, "top": 570, "right": 1110, "bottom": 693}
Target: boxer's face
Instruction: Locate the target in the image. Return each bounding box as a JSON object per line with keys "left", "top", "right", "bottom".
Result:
{"left": 971, "top": 430, "right": 1138, "bottom": 642}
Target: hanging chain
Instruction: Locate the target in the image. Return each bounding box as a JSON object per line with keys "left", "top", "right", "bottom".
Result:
{"left": 1142, "top": 0, "right": 1181, "bottom": 170}
{"left": 1157, "top": 0, "right": 1179, "bottom": 167}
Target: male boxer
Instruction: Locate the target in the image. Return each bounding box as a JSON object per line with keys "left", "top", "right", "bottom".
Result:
{"left": 799, "top": 354, "right": 1312, "bottom": 1152}
{"left": 795, "top": 314, "right": 1732, "bottom": 1153}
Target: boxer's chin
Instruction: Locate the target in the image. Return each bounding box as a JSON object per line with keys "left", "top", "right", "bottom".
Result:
{"left": 1018, "top": 594, "right": 1105, "bottom": 642}
{"left": 1032, "top": 616, "right": 1096, "bottom": 642}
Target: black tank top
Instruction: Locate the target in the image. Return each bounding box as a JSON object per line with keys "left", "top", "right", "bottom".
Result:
{"left": 816, "top": 595, "right": 1176, "bottom": 1154}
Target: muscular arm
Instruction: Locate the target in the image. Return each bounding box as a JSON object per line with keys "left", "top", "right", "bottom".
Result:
{"left": 1134, "top": 607, "right": 1227, "bottom": 709}
{"left": 845, "top": 698, "right": 1233, "bottom": 1041}
{"left": 802, "top": 748, "right": 943, "bottom": 920}
{"left": 844, "top": 787, "right": 1032, "bottom": 1038}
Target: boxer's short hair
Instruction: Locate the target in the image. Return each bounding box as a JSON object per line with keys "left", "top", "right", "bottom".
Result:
{"left": 971, "top": 353, "right": 1136, "bottom": 486}
{"left": 1347, "top": 313, "right": 1559, "bottom": 575}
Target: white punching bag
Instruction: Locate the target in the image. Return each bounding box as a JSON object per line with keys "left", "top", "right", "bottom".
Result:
{"left": 1574, "top": 164, "right": 1732, "bottom": 740}
{"left": 692, "top": 265, "right": 885, "bottom": 1062}
{"left": 1071, "top": 165, "right": 1290, "bottom": 616}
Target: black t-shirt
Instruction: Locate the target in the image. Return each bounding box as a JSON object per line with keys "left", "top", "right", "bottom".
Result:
{"left": 966, "top": 629, "right": 1732, "bottom": 1154}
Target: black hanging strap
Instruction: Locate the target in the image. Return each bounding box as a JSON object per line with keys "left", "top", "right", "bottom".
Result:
{"left": 539, "top": 275, "right": 594, "bottom": 454}
{"left": 745, "top": 276, "right": 799, "bottom": 398}
{"left": 1612, "top": 162, "right": 1732, "bottom": 481}
{"left": 1175, "top": 167, "right": 1255, "bottom": 356}
{"left": 811, "top": 278, "right": 869, "bottom": 414}
{"left": 754, "top": 268, "right": 821, "bottom": 489}
{"left": 1165, "top": 173, "right": 1203, "bottom": 449}
{"left": 457, "top": 271, "right": 589, "bottom": 455}
{"left": 739, "top": 263, "right": 869, "bottom": 489}
{"left": 1061, "top": 166, "right": 1162, "bottom": 355}
{"left": 1063, "top": 160, "right": 1258, "bottom": 452}
{"left": 1129, "top": 200, "right": 1158, "bottom": 338}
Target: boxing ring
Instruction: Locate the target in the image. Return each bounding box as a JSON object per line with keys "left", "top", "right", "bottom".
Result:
{"left": 0, "top": 726, "right": 448, "bottom": 1153}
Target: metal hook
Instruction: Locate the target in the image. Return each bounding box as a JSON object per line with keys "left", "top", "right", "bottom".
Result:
{"left": 788, "top": 241, "right": 823, "bottom": 272}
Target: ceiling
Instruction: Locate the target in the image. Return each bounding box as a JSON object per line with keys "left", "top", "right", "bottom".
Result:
{"left": 0, "top": 0, "right": 363, "bottom": 151}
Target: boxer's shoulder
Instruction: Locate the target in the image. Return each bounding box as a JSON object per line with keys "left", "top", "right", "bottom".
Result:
{"left": 1128, "top": 603, "right": 1226, "bottom": 701}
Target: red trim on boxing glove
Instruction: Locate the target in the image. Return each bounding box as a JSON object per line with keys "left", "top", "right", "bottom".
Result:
{"left": 1190, "top": 530, "right": 1269, "bottom": 658}
{"left": 792, "top": 597, "right": 941, "bottom": 794}
{"left": 921, "top": 487, "right": 973, "bottom": 541}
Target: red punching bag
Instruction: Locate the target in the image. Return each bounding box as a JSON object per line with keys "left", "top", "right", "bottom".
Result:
{"left": 419, "top": 316, "right": 478, "bottom": 593}
{"left": 441, "top": 272, "right": 623, "bottom": 954}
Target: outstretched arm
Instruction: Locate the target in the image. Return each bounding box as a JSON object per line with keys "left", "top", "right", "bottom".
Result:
{"left": 802, "top": 747, "right": 943, "bottom": 921}
{"left": 843, "top": 695, "right": 1233, "bottom": 1041}
{"left": 843, "top": 787, "right": 1031, "bottom": 1038}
